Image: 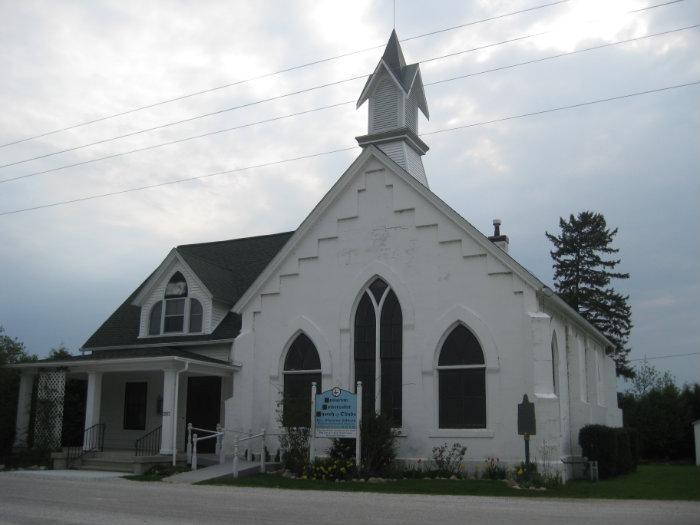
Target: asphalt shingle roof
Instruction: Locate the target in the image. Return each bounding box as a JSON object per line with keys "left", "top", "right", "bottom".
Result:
{"left": 83, "top": 231, "right": 293, "bottom": 349}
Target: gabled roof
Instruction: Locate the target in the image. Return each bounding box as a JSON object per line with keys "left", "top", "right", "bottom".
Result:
{"left": 177, "top": 232, "right": 294, "bottom": 303}
{"left": 82, "top": 231, "right": 293, "bottom": 350}
{"left": 232, "top": 146, "right": 613, "bottom": 349}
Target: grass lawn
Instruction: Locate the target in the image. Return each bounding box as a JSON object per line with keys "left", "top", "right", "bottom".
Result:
{"left": 200, "top": 464, "right": 699, "bottom": 501}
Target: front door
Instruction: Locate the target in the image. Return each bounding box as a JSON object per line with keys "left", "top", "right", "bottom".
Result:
{"left": 185, "top": 376, "right": 222, "bottom": 453}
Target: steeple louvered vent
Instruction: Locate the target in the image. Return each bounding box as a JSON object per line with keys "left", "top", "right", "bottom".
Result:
{"left": 356, "top": 30, "right": 430, "bottom": 186}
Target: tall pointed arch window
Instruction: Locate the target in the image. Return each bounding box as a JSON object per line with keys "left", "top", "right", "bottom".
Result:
{"left": 437, "top": 324, "right": 486, "bottom": 429}
{"left": 283, "top": 334, "right": 321, "bottom": 427}
{"left": 147, "top": 271, "right": 204, "bottom": 336}
{"left": 551, "top": 333, "right": 559, "bottom": 396}
{"left": 353, "top": 278, "right": 403, "bottom": 427}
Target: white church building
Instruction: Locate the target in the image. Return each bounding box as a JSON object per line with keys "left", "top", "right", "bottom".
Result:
{"left": 12, "top": 31, "right": 622, "bottom": 477}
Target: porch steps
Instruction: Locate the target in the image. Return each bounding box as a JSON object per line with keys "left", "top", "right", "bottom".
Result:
{"left": 163, "top": 458, "right": 262, "bottom": 484}
{"left": 74, "top": 450, "right": 186, "bottom": 474}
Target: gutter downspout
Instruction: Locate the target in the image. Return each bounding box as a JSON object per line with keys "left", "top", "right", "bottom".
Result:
{"left": 172, "top": 361, "right": 189, "bottom": 466}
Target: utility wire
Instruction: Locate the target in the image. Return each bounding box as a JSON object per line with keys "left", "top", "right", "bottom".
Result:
{"left": 421, "top": 81, "right": 700, "bottom": 137}
{"left": 0, "top": 0, "right": 684, "bottom": 171}
{"left": 1, "top": 24, "right": 696, "bottom": 185}
{"left": 0, "top": 0, "right": 573, "bottom": 150}
{"left": 630, "top": 352, "right": 700, "bottom": 361}
{"left": 1, "top": 79, "right": 697, "bottom": 217}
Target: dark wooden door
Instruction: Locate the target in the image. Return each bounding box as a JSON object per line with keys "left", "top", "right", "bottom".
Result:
{"left": 185, "top": 376, "right": 222, "bottom": 453}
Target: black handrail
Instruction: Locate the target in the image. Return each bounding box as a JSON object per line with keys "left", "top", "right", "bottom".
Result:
{"left": 134, "top": 426, "right": 162, "bottom": 457}
{"left": 66, "top": 422, "right": 106, "bottom": 468}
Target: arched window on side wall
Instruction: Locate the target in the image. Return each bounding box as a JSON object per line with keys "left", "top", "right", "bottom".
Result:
{"left": 283, "top": 334, "right": 321, "bottom": 427}
{"left": 437, "top": 324, "right": 486, "bottom": 429}
{"left": 551, "top": 332, "right": 559, "bottom": 396}
{"left": 353, "top": 278, "right": 403, "bottom": 427}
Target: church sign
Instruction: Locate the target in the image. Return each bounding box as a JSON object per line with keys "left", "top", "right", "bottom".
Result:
{"left": 314, "top": 387, "right": 357, "bottom": 438}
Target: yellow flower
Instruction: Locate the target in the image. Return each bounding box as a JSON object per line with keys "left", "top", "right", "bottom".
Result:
{"left": 517, "top": 468, "right": 524, "bottom": 476}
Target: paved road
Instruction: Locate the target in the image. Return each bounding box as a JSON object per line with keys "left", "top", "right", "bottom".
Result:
{"left": 0, "top": 471, "right": 698, "bottom": 524}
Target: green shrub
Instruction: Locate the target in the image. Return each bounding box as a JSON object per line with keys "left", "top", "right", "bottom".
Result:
{"left": 431, "top": 442, "right": 467, "bottom": 476}
{"left": 360, "top": 412, "right": 398, "bottom": 476}
{"left": 579, "top": 424, "right": 638, "bottom": 479}
{"left": 483, "top": 457, "right": 508, "bottom": 480}
{"left": 279, "top": 426, "right": 309, "bottom": 476}
{"left": 304, "top": 457, "right": 357, "bottom": 481}
{"left": 514, "top": 461, "right": 543, "bottom": 487}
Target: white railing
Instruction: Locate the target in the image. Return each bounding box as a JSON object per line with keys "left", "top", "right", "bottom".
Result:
{"left": 232, "top": 429, "right": 266, "bottom": 478}
{"left": 187, "top": 423, "right": 225, "bottom": 471}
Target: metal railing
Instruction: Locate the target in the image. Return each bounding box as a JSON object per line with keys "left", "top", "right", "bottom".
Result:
{"left": 66, "top": 422, "right": 105, "bottom": 468}
{"left": 187, "top": 423, "right": 225, "bottom": 471}
{"left": 134, "top": 426, "right": 162, "bottom": 457}
{"left": 232, "top": 429, "right": 266, "bottom": 478}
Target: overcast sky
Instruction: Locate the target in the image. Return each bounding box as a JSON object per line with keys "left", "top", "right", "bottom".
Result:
{"left": 0, "top": 0, "right": 698, "bottom": 387}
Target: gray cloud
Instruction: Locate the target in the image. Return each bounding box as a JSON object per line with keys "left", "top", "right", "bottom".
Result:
{"left": 0, "top": 0, "right": 698, "bottom": 386}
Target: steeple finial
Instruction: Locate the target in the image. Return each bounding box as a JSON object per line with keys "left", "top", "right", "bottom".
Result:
{"left": 355, "top": 31, "right": 430, "bottom": 186}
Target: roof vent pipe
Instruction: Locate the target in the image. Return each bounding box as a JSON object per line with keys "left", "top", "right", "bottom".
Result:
{"left": 488, "top": 218, "right": 509, "bottom": 253}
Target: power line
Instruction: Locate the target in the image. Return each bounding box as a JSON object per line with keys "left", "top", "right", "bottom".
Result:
{"left": 630, "top": 352, "right": 700, "bottom": 362}
{"left": 1, "top": 24, "right": 696, "bottom": 185}
{"left": 1, "top": 79, "right": 696, "bottom": 217}
{"left": 421, "top": 81, "right": 700, "bottom": 137}
{"left": 0, "top": 0, "right": 685, "bottom": 172}
{"left": 0, "top": 0, "right": 573, "bottom": 150}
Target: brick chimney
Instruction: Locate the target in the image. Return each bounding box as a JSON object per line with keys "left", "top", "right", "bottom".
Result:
{"left": 488, "top": 219, "right": 509, "bottom": 253}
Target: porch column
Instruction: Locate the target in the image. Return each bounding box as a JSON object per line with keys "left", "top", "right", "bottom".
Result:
{"left": 159, "top": 368, "right": 177, "bottom": 455}
{"left": 13, "top": 371, "right": 36, "bottom": 449}
{"left": 83, "top": 371, "right": 103, "bottom": 448}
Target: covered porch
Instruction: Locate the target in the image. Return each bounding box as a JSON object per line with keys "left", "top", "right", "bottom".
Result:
{"left": 11, "top": 348, "right": 237, "bottom": 471}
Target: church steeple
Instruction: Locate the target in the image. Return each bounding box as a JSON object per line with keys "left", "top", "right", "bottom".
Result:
{"left": 356, "top": 30, "right": 430, "bottom": 186}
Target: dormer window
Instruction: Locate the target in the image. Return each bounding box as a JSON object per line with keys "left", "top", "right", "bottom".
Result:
{"left": 147, "top": 272, "right": 203, "bottom": 336}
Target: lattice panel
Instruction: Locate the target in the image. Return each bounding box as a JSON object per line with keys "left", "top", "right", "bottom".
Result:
{"left": 33, "top": 370, "right": 66, "bottom": 450}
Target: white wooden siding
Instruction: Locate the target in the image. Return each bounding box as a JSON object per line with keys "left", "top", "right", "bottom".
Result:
{"left": 139, "top": 258, "right": 211, "bottom": 338}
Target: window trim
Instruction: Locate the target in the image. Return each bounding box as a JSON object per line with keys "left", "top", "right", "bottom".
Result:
{"left": 351, "top": 278, "right": 403, "bottom": 427}
{"left": 143, "top": 271, "right": 207, "bottom": 337}
{"left": 282, "top": 333, "right": 322, "bottom": 428}
{"left": 435, "top": 322, "right": 488, "bottom": 431}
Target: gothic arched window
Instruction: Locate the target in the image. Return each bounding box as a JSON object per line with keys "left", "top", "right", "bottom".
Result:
{"left": 551, "top": 333, "right": 559, "bottom": 396}
{"left": 283, "top": 334, "right": 321, "bottom": 427}
{"left": 353, "top": 278, "right": 403, "bottom": 427}
{"left": 437, "top": 324, "right": 486, "bottom": 429}
{"left": 147, "top": 271, "right": 204, "bottom": 335}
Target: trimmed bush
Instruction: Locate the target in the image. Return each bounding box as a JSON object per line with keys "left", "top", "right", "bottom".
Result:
{"left": 579, "top": 424, "right": 638, "bottom": 479}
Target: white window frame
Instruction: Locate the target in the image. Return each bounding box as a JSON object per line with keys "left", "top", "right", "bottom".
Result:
{"left": 435, "top": 324, "right": 488, "bottom": 431}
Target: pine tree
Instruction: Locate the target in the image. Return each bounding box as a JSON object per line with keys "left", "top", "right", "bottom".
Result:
{"left": 546, "top": 211, "right": 634, "bottom": 378}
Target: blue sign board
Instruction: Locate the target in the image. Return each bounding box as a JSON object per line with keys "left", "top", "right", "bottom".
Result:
{"left": 314, "top": 387, "right": 357, "bottom": 438}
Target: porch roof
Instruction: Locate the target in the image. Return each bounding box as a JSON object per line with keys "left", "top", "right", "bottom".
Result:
{"left": 8, "top": 347, "right": 239, "bottom": 375}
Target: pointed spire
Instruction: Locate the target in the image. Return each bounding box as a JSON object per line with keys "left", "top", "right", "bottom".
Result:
{"left": 355, "top": 31, "right": 431, "bottom": 186}
{"left": 381, "top": 29, "right": 406, "bottom": 75}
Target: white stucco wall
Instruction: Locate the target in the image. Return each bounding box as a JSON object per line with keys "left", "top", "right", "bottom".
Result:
{"left": 223, "top": 153, "right": 622, "bottom": 469}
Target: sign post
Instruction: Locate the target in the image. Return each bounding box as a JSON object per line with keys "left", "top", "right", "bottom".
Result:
{"left": 355, "top": 381, "right": 362, "bottom": 470}
{"left": 517, "top": 394, "right": 536, "bottom": 467}
{"left": 309, "top": 381, "right": 317, "bottom": 464}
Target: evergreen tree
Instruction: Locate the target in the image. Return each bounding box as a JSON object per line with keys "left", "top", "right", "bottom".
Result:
{"left": 546, "top": 211, "right": 634, "bottom": 377}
